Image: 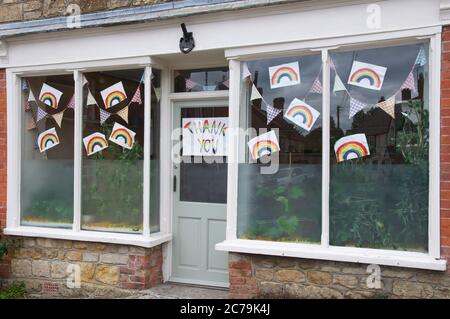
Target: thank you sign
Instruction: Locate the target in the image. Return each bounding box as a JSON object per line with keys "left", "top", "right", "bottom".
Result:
{"left": 182, "top": 117, "right": 228, "bottom": 156}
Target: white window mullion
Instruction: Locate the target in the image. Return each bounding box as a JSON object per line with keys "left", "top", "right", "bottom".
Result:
{"left": 321, "top": 49, "right": 330, "bottom": 248}
{"left": 143, "top": 66, "right": 152, "bottom": 237}
{"left": 73, "top": 70, "right": 83, "bottom": 232}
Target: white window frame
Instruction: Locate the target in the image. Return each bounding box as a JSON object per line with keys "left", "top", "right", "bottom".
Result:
{"left": 4, "top": 57, "right": 172, "bottom": 248}
{"left": 217, "top": 27, "right": 447, "bottom": 271}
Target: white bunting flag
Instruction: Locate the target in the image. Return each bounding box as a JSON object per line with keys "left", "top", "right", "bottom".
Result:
{"left": 242, "top": 62, "right": 252, "bottom": 80}
{"left": 28, "top": 90, "right": 36, "bottom": 102}
{"left": 333, "top": 74, "right": 347, "bottom": 92}
{"left": 415, "top": 47, "right": 427, "bottom": 67}
{"left": 250, "top": 84, "right": 263, "bottom": 101}
{"left": 82, "top": 75, "right": 88, "bottom": 86}
{"left": 154, "top": 87, "right": 161, "bottom": 102}
{"left": 87, "top": 90, "right": 97, "bottom": 106}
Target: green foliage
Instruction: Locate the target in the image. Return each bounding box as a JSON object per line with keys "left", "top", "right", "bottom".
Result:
{"left": 28, "top": 199, "right": 72, "bottom": 223}
{"left": 0, "top": 283, "right": 26, "bottom": 299}
{"left": 0, "top": 240, "right": 7, "bottom": 260}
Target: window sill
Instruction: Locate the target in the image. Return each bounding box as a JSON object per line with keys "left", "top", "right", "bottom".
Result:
{"left": 216, "top": 239, "right": 447, "bottom": 271}
{"left": 4, "top": 227, "right": 172, "bottom": 248}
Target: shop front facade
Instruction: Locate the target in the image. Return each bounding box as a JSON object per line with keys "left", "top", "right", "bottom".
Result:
{"left": 0, "top": 0, "right": 449, "bottom": 298}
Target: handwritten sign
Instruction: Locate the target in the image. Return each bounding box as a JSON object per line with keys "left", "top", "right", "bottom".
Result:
{"left": 182, "top": 117, "right": 228, "bottom": 156}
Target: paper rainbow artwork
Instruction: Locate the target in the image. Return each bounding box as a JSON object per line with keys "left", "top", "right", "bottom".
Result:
{"left": 348, "top": 61, "right": 387, "bottom": 91}
{"left": 39, "top": 83, "right": 63, "bottom": 109}
{"left": 284, "top": 98, "right": 320, "bottom": 132}
{"left": 108, "top": 122, "right": 136, "bottom": 150}
{"left": 100, "top": 82, "right": 127, "bottom": 109}
{"left": 247, "top": 131, "right": 280, "bottom": 161}
{"left": 83, "top": 132, "right": 108, "bottom": 156}
{"left": 268, "top": 61, "right": 301, "bottom": 89}
{"left": 37, "top": 127, "right": 60, "bottom": 153}
{"left": 334, "top": 133, "right": 370, "bottom": 163}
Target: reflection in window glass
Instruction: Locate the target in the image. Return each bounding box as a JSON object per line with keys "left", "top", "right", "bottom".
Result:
{"left": 21, "top": 75, "right": 74, "bottom": 228}
{"left": 329, "top": 43, "right": 429, "bottom": 251}
{"left": 150, "top": 69, "right": 161, "bottom": 233}
{"left": 237, "top": 55, "right": 323, "bottom": 243}
{"left": 81, "top": 69, "right": 144, "bottom": 234}
{"left": 174, "top": 67, "right": 229, "bottom": 92}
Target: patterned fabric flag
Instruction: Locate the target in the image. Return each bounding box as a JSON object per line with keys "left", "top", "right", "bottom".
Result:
{"left": 22, "top": 80, "right": 28, "bottom": 91}
{"left": 376, "top": 96, "right": 396, "bottom": 119}
{"left": 401, "top": 71, "right": 416, "bottom": 93}
{"left": 36, "top": 107, "right": 47, "bottom": 122}
{"left": 242, "top": 62, "right": 252, "bottom": 80}
{"left": 131, "top": 86, "right": 142, "bottom": 104}
{"left": 266, "top": 104, "right": 282, "bottom": 125}
{"left": 28, "top": 90, "right": 36, "bottom": 102}
{"left": 222, "top": 79, "right": 229, "bottom": 88}
{"left": 117, "top": 106, "right": 129, "bottom": 124}
{"left": 333, "top": 74, "right": 347, "bottom": 92}
{"left": 52, "top": 110, "right": 65, "bottom": 127}
{"left": 82, "top": 75, "right": 88, "bottom": 87}
{"left": 415, "top": 47, "right": 427, "bottom": 67}
{"left": 87, "top": 90, "right": 97, "bottom": 106}
{"left": 99, "top": 108, "right": 110, "bottom": 125}
{"left": 250, "top": 84, "right": 263, "bottom": 101}
{"left": 66, "top": 94, "right": 75, "bottom": 109}
{"left": 25, "top": 101, "right": 32, "bottom": 111}
{"left": 310, "top": 77, "right": 323, "bottom": 94}
{"left": 185, "top": 78, "right": 198, "bottom": 91}
{"left": 26, "top": 115, "right": 36, "bottom": 130}
{"left": 349, "top": 98, "right": 368, "bottom": 118}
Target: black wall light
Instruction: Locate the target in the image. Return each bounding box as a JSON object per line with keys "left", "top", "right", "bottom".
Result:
{"left": 179, "top": 23, "right": 195, "bottom": 54}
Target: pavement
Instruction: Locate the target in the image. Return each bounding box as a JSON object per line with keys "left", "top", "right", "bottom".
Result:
{"left": 128, "top": 283, "right": 229, "bottom": 299}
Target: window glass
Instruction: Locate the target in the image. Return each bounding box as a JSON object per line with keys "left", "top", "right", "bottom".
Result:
{"left": 237, "top": 55, "right": 323, "bottom": 243}
{"left": 174, "top": 67, "right": 229, "bottom": 92}
{"left": 150, "top": 69, "right": 161, "bottom": 233}
{"left": 329, "top": 43, "right": 429, "bottom": 252}
{"left": 21, "top": 75, "right": 74, "bottom": 228}
{"left": 81, "top": 69, "right": 144, "bottom": 234}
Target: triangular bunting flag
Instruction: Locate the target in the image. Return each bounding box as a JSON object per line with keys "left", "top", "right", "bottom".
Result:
{"left": 250, "top": 84, "right": 263, "bottom": 101}
{"left": 52, "top": 110, "right": 65, "bottom": 127}
{"left": 28, "top": 90, "right": 36, "bottom": 102}
{"left": 131, "top": 86, "right": 142, "bottom": 104}
{"left": 66, "top": 95, "right": 75, "bottom": 109}
{"left": 185, "top": 78, "right": 198, "bottom": 91}
{"left": 22, "top": 80, "right": 28, "bottom": 91}
{"left": 401, "top": 71, "right": 416, "bottom": 93}
{"left": 242, "top": 63, "right": 252, "bottom": 80}
{"left": 349, "top": 98, "right": 368, "bottom": 118}
{"left": 376, "top": 96, "right": 396, "bottom": 119}
{"left": 154, "top": 87, "right": 161, "bottom": 102}
{"left": 87, "top": 90, "right": 97, "bottom": 106}
{"left": 117, "top": 106, "right": 129, "bottom": 123}
{"left": 266, "top": 104, "right": 282, "bottom": 125}
{"left": 82, "top": 75, "right": 88, "bottom": 86}
{"left": 99, "top": 108, "right": 110, "bottom": 125}
{"left": 415, "top": 47, "right": 427, "bottom": 67}
{"left": 310, "top": 78, "right": 323, "bottom": 94}
{"left": 26, "top": 115, "right": 36, "bottom": 130}
{"left": 25, "top": 101, "right": 32, "bottom": 111}
{"left": 223, "top": 79, "right": 229, "bottom": 88}
{"left": 36, "top": 107, "right": 47, "bottom": 122}
{"left": 333, "top": 74, "right": 346, "bottom": 92}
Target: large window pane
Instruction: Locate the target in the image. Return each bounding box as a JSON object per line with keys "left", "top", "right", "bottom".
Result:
{"left": 81, "top": 69, "right": 144, "bottom": 234}
{"left": 21, "top": 75, "right": 74, "bottom": 228}
{"left": 237, "top": 55, "right": 323, "bottom": 243}
{"left": 329, "top": 43, "right": 429, "bottom": 251}
{"left": 174, "top": 67, "right": 229, "bottom": 92}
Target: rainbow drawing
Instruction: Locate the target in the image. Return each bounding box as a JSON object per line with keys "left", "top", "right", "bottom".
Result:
{"left": 284, "top": 98, "right": 320, "bottom": 132}
{"left": 37, "top": 127, "right": 60, "bottom": 153}
{"left": 83, "top": 132, "right": 108, "bottom": 156}
{"left": 39, "top": 83, "right": 63, "bottom": 109}
{"left": 348, "top": 61, "right": 387, "bottom": 91}
{"left": 268, "top": 62, "right": 301, "bottom": 89}
{"left": 108, "top": 122, "right": 136, "bottom": 150}
{"left": 247, "top": 131, "right": 280, "bottom": 161}
{"left": 334, "top": 134, "right": 370, "bottom": 162}
{"left": 100, "top": 82, "right": 127, "bottom": 109}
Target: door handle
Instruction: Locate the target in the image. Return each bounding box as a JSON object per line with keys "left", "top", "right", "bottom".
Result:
{"left": 173, "top": 175, "right": 177, "bottom": 192}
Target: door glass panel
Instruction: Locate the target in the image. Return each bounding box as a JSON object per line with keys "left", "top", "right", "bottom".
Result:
{"left": 179, "top": 107, "right": 228, "bottom": 204}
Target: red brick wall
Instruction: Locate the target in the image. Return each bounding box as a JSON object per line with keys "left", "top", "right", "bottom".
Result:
{"left": 441, "top": 26, "right": 450, "bottom": 271}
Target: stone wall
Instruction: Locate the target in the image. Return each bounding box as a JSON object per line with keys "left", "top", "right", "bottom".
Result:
{"left": 0, "top": 0, "right": 176, "bottom": 24}
{"left": 0, "top": 237, "right": 163, "bottom": 298}
{"left": 228, "top": 253, "right": 450, "bottom": 299}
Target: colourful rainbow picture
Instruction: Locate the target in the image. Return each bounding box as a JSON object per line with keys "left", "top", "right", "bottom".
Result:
{"left": 334, "top": 133, "right": 370, "bottom": 162}
{"left": 247, "top": 131, "right": 280, "bottom": 161}
{"left": 268, "top": 62, "right": 301, "bottom": 89}
{"left": 284, "top": 98, "right": 320, "bottom": 132}
{"left": 39, "top": 83, "right": 63, "bottom": 109}
{"left": 100, "top": 82, "right": 127, "bottom": 109}
{"left": 83, "top": 132, "right": 108, "bottom": 156}
{"left": 108, "top": 122, "right": 136, "bottom": 150}
{"left": 37, "top": 127, "right": 60, "bottom": 153}
{"left": 348, "top": 61, "right": 387, "bottom": 91}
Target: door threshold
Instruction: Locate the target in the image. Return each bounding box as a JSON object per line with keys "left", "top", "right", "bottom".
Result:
{"left": 169, "top": 277, "right": 229, "bottom": 290}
